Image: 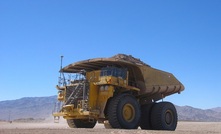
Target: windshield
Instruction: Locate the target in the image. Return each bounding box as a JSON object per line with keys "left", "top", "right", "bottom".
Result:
{"left": 100, "top": 67, "right": 127, "bottom": 79}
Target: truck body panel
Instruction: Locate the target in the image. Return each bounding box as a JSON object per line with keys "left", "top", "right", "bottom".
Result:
{"left": 61, "top": 54, "right": 184, "bottom": 101}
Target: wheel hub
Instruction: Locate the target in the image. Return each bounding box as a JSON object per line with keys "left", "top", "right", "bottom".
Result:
{"left": 165, "top": 110, "right": 173, "bottom": 125}
{"left": 122, "top": 104, "right": 135, "bottom": 122}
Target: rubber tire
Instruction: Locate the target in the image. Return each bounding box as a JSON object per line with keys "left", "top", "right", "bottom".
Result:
{"left": 150, "top": 102, "right": 177, "bottom": 131}
{"left": 67, "top": 119, "right": 76, "bottom": 128}
{"left": 67, "top": 119, "right": 96, "bottom": 128}
{"left": 140, "top": 103, "right": 154, "bottom": 130}
{"left": 107, "top": 94, "right": 140, "bottom": 129}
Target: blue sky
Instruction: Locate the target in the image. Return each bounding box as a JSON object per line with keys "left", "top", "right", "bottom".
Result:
{"left": 0, "top": 1, "right": 220, "bottom": 109}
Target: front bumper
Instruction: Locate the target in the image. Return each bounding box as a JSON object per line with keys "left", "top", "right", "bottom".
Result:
{"left": 52, "top": 104, "right": 99, "bottom": 119}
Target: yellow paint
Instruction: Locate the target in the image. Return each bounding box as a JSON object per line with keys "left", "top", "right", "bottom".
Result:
{"left": 97, "top": 85, "right": 114, "bottom": 118}
{"left": 54, "top": 69, "right": 139, "bottom": 120}
{"left": 88, "top": 82, "right": 99, "bottom": 110}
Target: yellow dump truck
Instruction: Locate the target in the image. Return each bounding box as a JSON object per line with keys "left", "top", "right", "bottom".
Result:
{"left": 53, "top": 54, "right": 184, "bottom": 130}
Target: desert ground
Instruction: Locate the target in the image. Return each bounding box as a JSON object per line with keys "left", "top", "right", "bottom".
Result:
{"left": 0, "top": 121, "right": 221, "bottom": 134}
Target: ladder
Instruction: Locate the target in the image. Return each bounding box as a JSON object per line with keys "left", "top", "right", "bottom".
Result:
{"left": 65, "top": 82, "right": 84, "bottom": 105}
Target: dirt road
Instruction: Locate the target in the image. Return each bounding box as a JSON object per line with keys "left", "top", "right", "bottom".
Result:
{"left": 0, "top": 121, "right": 221, "bottom": 134}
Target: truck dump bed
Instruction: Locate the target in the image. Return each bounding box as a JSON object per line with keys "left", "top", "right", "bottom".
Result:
{"left": 61, "top": 54, "right": 184, "bottom": 101}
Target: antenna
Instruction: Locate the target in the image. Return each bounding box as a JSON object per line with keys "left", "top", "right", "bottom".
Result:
{"left": 59, "top": 55, "right": 66, "bottom": 86}
{"left": 60, "top": 56, "right": 64, "bottom": 78}
{"left": 60, "top": 56, "right": 63, "bottom": 69}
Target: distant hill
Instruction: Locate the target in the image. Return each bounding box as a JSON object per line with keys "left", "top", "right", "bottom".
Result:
{"left": 0, "top": 96, "right": 57, "bottom": 121}
{"left": 0, "top": 96, "right": 221, "bottom": 122}
{"left": 211, "top": 107, "right": 221, "bottom": 113}
{"left": 175, "top": 105, "right": 221, "bottom": 122}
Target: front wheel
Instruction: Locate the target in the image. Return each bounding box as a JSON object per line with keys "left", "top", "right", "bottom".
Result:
{"left": 107, "top": 94, "right": 140, "bottom": 129}
{"left": 151, "top": 102, "right": 177, "bottom": 131}
{"left": 67, "top": 119, "right": 96, "bottom": 128}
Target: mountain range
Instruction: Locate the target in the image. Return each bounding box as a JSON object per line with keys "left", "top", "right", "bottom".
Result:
{"left": 0, "top": 96, "right": 56, "bottom": 121}
{"left": 0, "top": 96, "right": 221, "bottom": 122}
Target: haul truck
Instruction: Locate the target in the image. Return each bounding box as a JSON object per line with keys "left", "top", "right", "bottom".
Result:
{"left": 53, "top": 54, "right": 184, "bottom": 130}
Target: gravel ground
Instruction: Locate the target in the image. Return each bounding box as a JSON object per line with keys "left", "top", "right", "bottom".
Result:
{"left": 0, "top": 121, "right": 221, "bottom": 134}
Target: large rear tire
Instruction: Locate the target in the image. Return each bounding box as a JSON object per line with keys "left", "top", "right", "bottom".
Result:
{"left": 151, "top": 102, "right": 177, "bottom": 131}
{"left": 67, "top": 119, "right": 96, "bottom": 128}
{"left": 107, "top": 94, "right": 140, "bottom": 129}
{"left": 140, "top": 103, "right": 154, "bottom": 130}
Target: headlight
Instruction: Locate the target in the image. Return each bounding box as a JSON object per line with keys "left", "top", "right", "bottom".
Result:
{"left": 100, "top": 86, "right": 104, "bottom": 91}
{"left": 105, "top": 85, "right": 109, "bottom": 91}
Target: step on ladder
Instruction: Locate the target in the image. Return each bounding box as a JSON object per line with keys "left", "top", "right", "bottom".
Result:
{"left": 53, "top": 101, "right": 62, "bottom": 123}
{"left": 54, "top": 116, "right": 60, "bottom": 123}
